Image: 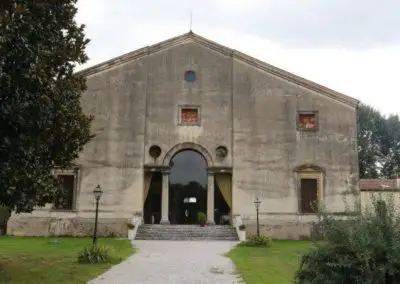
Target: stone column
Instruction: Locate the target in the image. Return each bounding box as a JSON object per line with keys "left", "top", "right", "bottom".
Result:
{"left": 207, "top": 170, "right": 215, "bottom": 224}
{"left": 160, "top": 169, "right": 170, "bottom": 224}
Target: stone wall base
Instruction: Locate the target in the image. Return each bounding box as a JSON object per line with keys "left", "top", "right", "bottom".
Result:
{"left": 243, "top": 220, "right": 320, "bottom": 240}
{"left": 7, "top": 215, "right": 129, "bottom": 237}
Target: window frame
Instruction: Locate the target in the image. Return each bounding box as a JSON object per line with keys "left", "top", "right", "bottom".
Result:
{"left": 296, "top": 168, "right": 324, "bottom": 214}
{"left": 297, "top": 110, "right": 319, "bottom": 132}
{"left": 178, "top": 105, "right": 201, "bottom": 126}
{"left": 51, "top": 167, "right": 79, "bottom": 211}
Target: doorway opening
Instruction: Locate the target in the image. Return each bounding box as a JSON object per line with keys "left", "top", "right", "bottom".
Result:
{"left": 214, "top": 179, "right": 231, "bottom": 224}
{"left": 143, "top": 172, "right": 162, "bottom": 224}
{"left": 169, "top": 150, "right": 207, "bottom": 224}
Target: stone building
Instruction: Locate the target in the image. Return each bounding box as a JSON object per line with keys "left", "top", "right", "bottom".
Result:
{"left": 7, "top": 32, "right": 359, "bottom": 239}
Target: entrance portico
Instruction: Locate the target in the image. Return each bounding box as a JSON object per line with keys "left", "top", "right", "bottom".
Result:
{"left": 143, "top": 143, "right": 232, "bottom": 225}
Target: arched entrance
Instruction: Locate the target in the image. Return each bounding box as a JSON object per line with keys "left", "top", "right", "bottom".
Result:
{"left": 168, "top": 150, "right": 207, "bottom": 224}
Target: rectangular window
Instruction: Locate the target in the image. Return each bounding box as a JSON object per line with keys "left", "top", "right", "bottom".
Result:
{"left": 300, "top": 178, "right": 318, "bottom": 213}
{"left": 179, "top": 105, "right": 200, "bottom": 125}
{"left": 298, "top": 111, "right": 318, "bottom": 131}
{"left": 54, "top": 174, "right": 75, "bottom": 210}
{"left": 181, "top": 108, "right": 198, "bottom": 122}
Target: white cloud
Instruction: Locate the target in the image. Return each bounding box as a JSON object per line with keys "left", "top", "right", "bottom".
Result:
{"left": 76, "top": 0, "right": 400, "bottom": 115}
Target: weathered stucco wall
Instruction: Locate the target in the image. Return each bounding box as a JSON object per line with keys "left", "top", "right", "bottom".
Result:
{"left": 7, "top": 34, "right": 359, "bottom": 238}
{"left": 77, "top": 57, "right": 148, "bottom": 215}
{"left": 232, "top": 58, "right": 358, "bottom": 217}
{"left": 144, "top": 41, "right": 232, "bottom": 168}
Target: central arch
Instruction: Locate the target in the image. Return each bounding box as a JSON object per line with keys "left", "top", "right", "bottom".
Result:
{"left": 168, "top": 149, "right": 208, "bottom": 224}
{"left": 162, "top": 142, "right": 214, "bottom": 168}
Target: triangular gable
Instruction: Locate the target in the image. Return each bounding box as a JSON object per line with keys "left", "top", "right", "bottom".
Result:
{"left": 75, "top": 31, "right": 359, "bottom": 108}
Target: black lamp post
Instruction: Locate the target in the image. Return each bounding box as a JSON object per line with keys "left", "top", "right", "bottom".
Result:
{"left": 254, "top": 196, "right": 261, "bottom": 237}
{"left": 92, "top": 184, "right": 103, "bottom": 245}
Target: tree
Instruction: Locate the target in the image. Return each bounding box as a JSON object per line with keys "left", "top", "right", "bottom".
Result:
{"left": 357, "top": 103, "right": 400, "bottom": 179}
{"left": 358, "top": 103, "right": 385, "bottom": 178}
{"left": 0, "top": 1, "right": 93, "bottom": 213}
{"left": 380, "top": 114, "right": 400, "bottom": 178}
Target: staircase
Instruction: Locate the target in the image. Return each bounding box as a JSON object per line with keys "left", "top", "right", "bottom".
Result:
{"left": 135, "top": 224, "right": 239, "bottom": 241}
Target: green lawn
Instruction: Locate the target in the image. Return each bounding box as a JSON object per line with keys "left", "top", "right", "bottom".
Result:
{"left": 0, "top": 236, "right": 133, "bottom": 284}
{"left": 228, "top": 240, "right": 313, "bottom": 284}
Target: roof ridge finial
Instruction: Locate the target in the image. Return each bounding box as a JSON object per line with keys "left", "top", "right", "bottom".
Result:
{"left": 189, "top": 10, "right": 193, "bottom": 33}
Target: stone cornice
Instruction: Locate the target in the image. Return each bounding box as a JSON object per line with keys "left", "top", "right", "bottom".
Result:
{"left": 207, "top": 166, "right": 232, "bottom": 174}
{"left": 143, "top": 165, "right": 169, "bottom": 173}
{"left": 75, "top": 31, "right": 359, "bottom": 108}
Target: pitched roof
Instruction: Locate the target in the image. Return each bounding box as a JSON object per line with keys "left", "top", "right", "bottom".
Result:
{"left": 360, "top": 179, "right": 398, "bottom": 191}
{"left": 75, "top": 31, "right": 359, "bottom": 108}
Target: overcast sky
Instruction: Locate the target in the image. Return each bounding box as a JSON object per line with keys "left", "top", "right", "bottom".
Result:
{"left": 76, "top": 0, "right": 400, "bottom": 115}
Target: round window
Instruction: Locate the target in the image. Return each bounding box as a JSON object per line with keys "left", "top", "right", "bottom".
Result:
{"left": 149, "top": 145, "right": 162, "bottom": 159}
{"left": 184, "top": 70, "right": 196, "bottom": 82}
{"left": 216, "top": 146, "right": 228, "bottom": 159}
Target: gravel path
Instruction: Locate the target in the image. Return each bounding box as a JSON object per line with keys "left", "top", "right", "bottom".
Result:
{"left": 88, "top": 240, "right": 243, "bottom": 284}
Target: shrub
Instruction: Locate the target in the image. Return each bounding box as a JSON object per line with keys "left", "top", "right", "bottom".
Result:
{"left": 295, "top": 197, "right": 400, "bottom": 284}
{"left": 238, "top": 224, "right": 246, "bottom": 231}
{"left": 77, "top": 244, "right": 113, "bottom": 264}
{"left": 197, "top": 212, "right": 207, "bottom": 225}
{"left": 239, "top": 234, "right": 271, "bottom": 247}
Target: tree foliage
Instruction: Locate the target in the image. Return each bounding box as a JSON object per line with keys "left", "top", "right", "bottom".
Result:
{"left": 295, "top": 198, "right": 400, "bottom": 284}
{"left": 358, "top": 103, "right": 400, "bottom": 179}
{"left": 0, "top": 1, "right": 93, "bottom": 213}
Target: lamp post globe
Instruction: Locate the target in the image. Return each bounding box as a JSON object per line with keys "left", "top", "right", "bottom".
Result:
{"left": 92, "top": 184, "right": 103, "bottom": 245}
{"left": 93, "top": 184, "right": 103, "bottom": 201}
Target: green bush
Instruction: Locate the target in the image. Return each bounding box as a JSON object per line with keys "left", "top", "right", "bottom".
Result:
{"left": 77, "top": 244, "right": 112, "bottom": 264}
{"left": 295, "top": 197, "right": 400, "bottom": 284}
{"left": 239, "top": 234, "right": 271, "bottom": 247}
{"left": 197, "top": 212, "right": 207, "bottom": 225}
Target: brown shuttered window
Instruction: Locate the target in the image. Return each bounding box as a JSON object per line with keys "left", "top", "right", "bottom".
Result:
{"left": 297, "top": 112, "right": 318, "bottom": 131}
{"left": 181, "top": 108, "right": 199, "bottom": 123}
{"left": 300, "top": 178, "right": 318, "bottom": 213}
{"left": 54, "top": 175, "right": 75, "bottom": 210}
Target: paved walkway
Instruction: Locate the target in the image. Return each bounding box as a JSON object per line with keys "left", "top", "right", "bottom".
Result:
{"left": 88, "top": 240, "right": 243, "bottom": 284}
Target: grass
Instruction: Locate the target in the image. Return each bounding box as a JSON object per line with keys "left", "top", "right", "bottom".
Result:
{"left": 228, "top": 240, "right": 313, "bottom": 284}
{"left": 0, "top": 236, "right": 134, "bottom": 284}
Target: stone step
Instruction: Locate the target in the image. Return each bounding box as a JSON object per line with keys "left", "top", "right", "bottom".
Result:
{"left": 135, "top": 234, "right": 238, "bottom": 238}
{"left": 135, "top": 225, "right": 239, "bottom": 241}
{"left": 135, "top": 232, "right": 238, "bottom": 236}
{"left": 139, "top": 225, "right": 233, "bottom": 229}
{"left": 137, "top": 229, "right": 236, "bottom": 233}
{"left": 135, "top": 236, "right": 239, "bottom": 241}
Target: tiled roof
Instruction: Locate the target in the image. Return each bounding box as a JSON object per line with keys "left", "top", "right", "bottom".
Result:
{"left": 360, "top": 179, "right": 397, "bottom": 190}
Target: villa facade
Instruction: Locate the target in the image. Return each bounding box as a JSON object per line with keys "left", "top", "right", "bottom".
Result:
{"left": 7, "top": 32, "right": 359, "bottom": 239}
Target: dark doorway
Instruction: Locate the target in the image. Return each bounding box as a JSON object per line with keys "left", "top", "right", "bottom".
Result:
{"left": 300, "top": 178, "right": 318, "bottom": 213}
{"left": 214, "top": 180, "right": 231, "bottom": 224}
{"left": 143, "top": 172, "right": 162, "bottom": 224}
{"left": 169, "top": 150, "right": 207, "bottom": 224}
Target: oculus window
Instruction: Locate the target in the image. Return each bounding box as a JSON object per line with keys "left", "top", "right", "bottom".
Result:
{"left": 184, "top": 70, "right": 196, "bottom": 82}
